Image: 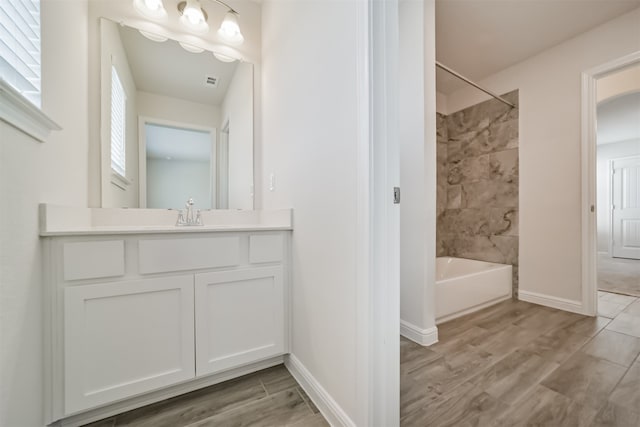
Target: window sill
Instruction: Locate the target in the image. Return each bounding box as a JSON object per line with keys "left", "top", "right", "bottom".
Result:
{"left": 0, "top": 79, "right": 61, "bottom": 142}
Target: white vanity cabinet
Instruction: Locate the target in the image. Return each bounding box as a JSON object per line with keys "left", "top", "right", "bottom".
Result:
{"left": 42, "top": 229, "right": 290, "bottom": 425}
{"left": 63, "top": 276, "right": 196, "bottom": 414}
{"left": 195, "top": 267, "right": 284, "bottom": 376}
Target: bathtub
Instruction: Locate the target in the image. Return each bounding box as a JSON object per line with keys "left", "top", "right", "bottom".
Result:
{"left": 436, "top": 257, "right": 512, "bottom": 324}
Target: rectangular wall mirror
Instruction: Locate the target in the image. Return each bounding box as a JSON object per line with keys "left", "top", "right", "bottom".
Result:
{"left": 99, "top": 18, "right": 254, "bottom": 210}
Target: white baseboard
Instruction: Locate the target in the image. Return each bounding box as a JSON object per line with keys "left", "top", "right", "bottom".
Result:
{"left": 400, "top": 320, "right": 438, "bottom": 346}
{"left": 519, "top": 290, "right": 585, "bottom": 315}
{"left": 284, "top": 354, "right": 356, "bottom": 427}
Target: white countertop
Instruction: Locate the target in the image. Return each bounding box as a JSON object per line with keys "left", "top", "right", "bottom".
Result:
{"left": 39, "top": 204, "right": 293, "bottom": 236}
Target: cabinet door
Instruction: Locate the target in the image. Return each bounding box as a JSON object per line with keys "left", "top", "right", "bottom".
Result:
{"left": 195, "top": 267, "right": 284, "bottom": 376}
{"left": 64, "top": 276, "right": 195, "bottom": 414}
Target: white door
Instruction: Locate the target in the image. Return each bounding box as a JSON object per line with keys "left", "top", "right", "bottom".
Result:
{"left": 194, "top": 267, "right": 284, "bottom": 376}
{"left": 612, "top": 156, "right": 640, "bottom": 259}
{"left": 64, "top": 276, "right": 195, "bottom": 414}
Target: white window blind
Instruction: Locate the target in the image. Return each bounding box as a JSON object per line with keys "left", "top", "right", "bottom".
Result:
{"left": 0, "top": 0, "right": 41, "bottom": 107}
{"left": 111, "top": 66, "right": 126, "bottom": 177}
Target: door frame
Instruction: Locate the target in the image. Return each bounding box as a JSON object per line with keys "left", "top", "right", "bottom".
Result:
{"left": 354, "top": 0, "right": 400, "bottom": 426}
{"left": 138, "top": 116, "right": 217, "bottom": 209}
{"left": 581, "top": 50, "right": 640, "bottom": 315}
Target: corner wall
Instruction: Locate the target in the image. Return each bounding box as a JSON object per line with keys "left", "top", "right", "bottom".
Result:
{"left": 445, "top": 8, "right": 640, "bottom": 304}
{"left": 0, "top": 2, "right": 89, "bottom": 425}
{"left": 399, "top": 0, "right": 438, "bottom": 344}
{"left": 261, "top": 0, "right": 362, "bottom": 422}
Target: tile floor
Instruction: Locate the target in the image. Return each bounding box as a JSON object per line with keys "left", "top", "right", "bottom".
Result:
{"left": 401, "top": 293, "right": 640, "bottom": 426}
{"left": 83, "top": 365, "right": 328, "bottom": 427}
{"left": 598, "top": 253, "right": 640, "bottom": 297}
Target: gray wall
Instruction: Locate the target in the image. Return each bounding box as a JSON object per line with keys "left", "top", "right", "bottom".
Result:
{"left": 436, "top": 91, "right": 520, "bottom": 294}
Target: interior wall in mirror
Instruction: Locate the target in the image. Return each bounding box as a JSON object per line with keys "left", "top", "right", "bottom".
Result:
{"left": 99, "top": 18, "right": 254, "bottom": 210}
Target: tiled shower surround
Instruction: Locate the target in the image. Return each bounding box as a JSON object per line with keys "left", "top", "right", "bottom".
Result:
{"left": 436, "top": 91, "right": 519, "bottom": 293}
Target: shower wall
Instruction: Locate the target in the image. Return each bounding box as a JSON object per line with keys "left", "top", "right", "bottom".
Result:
{"left": 436, "top": 90, "right": 519, "bottom": 293}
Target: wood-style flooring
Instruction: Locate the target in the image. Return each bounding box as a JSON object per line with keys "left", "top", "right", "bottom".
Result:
{"left": 598, "top": 253, "right": 640, "bottom": 297}
{"left": 83, "top": 365, "right": 328, "bottom": 427}
{"left": 401, "top": 293, "right": 640, "bottom": 426}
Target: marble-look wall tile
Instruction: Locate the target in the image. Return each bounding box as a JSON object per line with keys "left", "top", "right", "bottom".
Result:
{"left": 447, "top": 185, "right": 462, "bottom": 209}
{"left": 437, "top": 113, "right": 449, "bottom": 218}
{"left": 448, "top": 155, "right": 490, "bottom": 185}
{"left": 462, "top": 180, "right": 518, "bottom": 209}
{"left": 490, "top": 149, "right": 518, "bottom": 183}
{"left": 436, "top": 91, "right": 519, "bottom": 294}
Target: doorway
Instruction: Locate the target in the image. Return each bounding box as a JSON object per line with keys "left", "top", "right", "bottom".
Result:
{"left": 138, "top": 118, "right": 217, "bottom": 209}
{"left": 583, "top": 53, "right": 640, "bottom": 317}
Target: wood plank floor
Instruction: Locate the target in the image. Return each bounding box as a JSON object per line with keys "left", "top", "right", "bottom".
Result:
{"left": 401, "top": 293, "right": 640, "bottom": 426}
{"left": 83, "top": 365, "right": 328, "bottom": 427}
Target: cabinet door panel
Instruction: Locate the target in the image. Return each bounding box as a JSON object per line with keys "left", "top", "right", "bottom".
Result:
{"left": 195, "top": 267, "right": 284, "bottom": 376}
{"left": 64, "top": 276, "right": 195, "bottom": 414}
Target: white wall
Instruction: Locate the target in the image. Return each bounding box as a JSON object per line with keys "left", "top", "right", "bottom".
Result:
{"left": 220, "top": 63, "right": 254, "bottom": 210}
{"left": 100, "top": 18, "right": 139, "bottom": 208}
{"left": 147, "top": 159, "right": 211, "bottom": 209}
{"left": 445, "top": 8, "right": 640, "bottom": 302}
{"left": 137, "top": 91, "right": 221, "bottom": 129}
{"left": 598, "top": 62, "right": 640, "bottom": 102}
{"left": 399, "top": 0, "right": 437, "bottom": 340}
{"left": 436, "top": 91, "right": 448, "bottom": 114}
{"left": 261, "top": 0, "right": 362, "bottom": 421}
{"left": 597, "top": 139, "right": 640, "bottom": 252}
{"left": 0, "top": 2, "right": 89, "bottom": 426}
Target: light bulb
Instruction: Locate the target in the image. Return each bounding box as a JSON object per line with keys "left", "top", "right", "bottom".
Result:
{"left": 133, "top": 0, "right": 167, "bottom": 19}
{"left": 218, "top": 11, "right": 244, "bottom": 44}
{"left": 178, "top": 0, "right": 209, "bottom": 33}
{"left": 144, "top": 0, "right": 162, "bottom": 11}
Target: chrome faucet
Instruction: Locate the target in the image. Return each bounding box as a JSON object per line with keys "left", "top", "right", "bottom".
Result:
{"left": 176, "top": 198, "right": 203, "bottom": 226}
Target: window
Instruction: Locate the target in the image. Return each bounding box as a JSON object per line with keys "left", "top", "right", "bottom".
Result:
{"left": 110, "top": 66, "right": 126, "bottom": 178}
{"left": 0, "top": 0, "right": 41, "bottom": 107}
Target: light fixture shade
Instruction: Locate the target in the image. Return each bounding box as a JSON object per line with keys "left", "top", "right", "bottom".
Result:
{"left": 213, "top": 52, "right": 237, "bottom": 63}
{"left": 218, "top": 11, "right": 244, "bottom": 44}
{"left": 178, "top": 0, "right": 209, "bottom": 33}
{"left": 138, "top": 30, "right": 168, "bottom": 43}
{"left": 179, "top": 42, "right": 205, "bottom": 54}
{"left": 133, "top": 0, "right": 167, "bottom": 19}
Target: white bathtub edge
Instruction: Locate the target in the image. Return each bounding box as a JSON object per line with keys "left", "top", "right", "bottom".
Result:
{"left": 519, "top": 290, "right": 586, "bottom": 315}
{"left": 400, "top": 320, "right": 439, "bottom": 347}
{"left": 436, "top": 294, "right": 512, "bottom": 325}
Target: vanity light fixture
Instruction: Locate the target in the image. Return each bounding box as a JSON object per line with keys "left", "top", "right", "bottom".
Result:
{"left": 213, "top": 52, "right": 236, "bottom": 63}
{"left": 176, "top": 0, "right": 245, "bottom": 45}
{"left": 179, "top": 41, "right": 205, "bottom": 53}
{"left": 218, "top": 10, "right": 244, "bottom": 44}
{"left": 177, "top": 0, "right": 209, "bottom": 34}
{"left": 138, "top": 30, "right": 169, "bottom": 42}
{"left": 133, "top": 0, "right": 167, "bottom": 19}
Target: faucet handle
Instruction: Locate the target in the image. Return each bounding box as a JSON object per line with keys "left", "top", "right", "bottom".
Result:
{"left": 176, "top": 209, "right": 186, "bottom": 226}
{"left": 195, "top": 209, "right": 203, "bottom": 226}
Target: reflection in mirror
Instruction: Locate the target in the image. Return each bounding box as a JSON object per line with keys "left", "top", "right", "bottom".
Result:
{"left": 99, "top": 18, "right": 254, "bottom": 210}
{"left": 143, "top": 123, "right": 215, "bottom": 209}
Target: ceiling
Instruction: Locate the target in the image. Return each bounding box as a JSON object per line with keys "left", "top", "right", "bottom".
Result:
{"left": 436, "top": 0, "right": 640, "bottom": 94}
{"left": 119, "top": 25, "right": 238, "bottom": 106}
{"left": 597, "top": 92, "right": 640, "bottom": 145}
